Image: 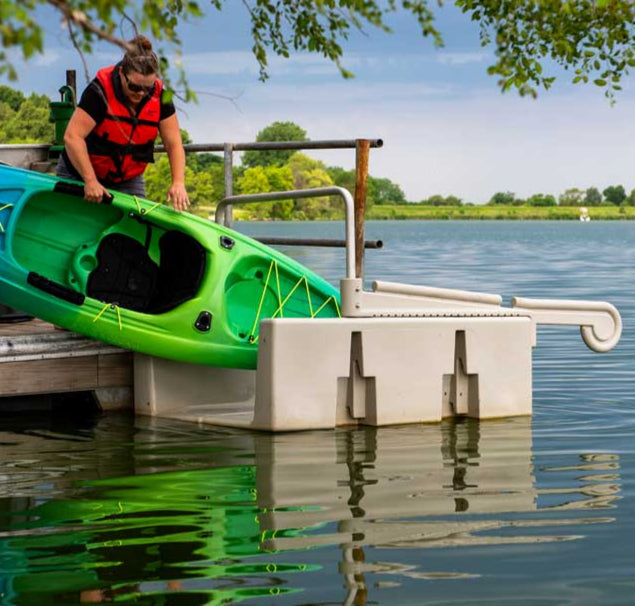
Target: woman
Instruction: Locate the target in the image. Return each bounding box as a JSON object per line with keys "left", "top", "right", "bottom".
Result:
{"left": 57, "top": 35, "right": 189, "bottom": 211}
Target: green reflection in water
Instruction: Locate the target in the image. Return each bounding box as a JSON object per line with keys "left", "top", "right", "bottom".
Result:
{"left": 0, "top": 464, "right": 318, "bottom": 605}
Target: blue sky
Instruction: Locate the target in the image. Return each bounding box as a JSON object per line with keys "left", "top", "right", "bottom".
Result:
{"left": 5, "top": 3, "right": 635, "bottom": 203}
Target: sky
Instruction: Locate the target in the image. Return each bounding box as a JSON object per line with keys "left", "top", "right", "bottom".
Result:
{"left": 4, "top": 3, "right": 635, "bottom": 204}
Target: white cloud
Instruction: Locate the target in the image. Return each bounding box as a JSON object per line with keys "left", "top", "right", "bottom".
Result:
{"left": 179, "top": 50, "right": 360, "bottom": 77}
{"left": 181, "top": 51, "right": 259, "bottom": 76}
{"left": 437, "top": 51, "right": 487, "bottom": 65}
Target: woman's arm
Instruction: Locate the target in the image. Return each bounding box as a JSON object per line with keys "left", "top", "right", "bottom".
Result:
{"left": 158, "top": 113, "right": 190, "bottom": 211}
{"left": 63, "top": 108, "right": 109, "bottom": 203}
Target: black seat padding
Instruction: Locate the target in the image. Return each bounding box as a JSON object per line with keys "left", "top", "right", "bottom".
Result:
{"left": 87, "top": 230, "right": 206, "bottom": 314}
{"left": 147, "top": 230, "right": 207, "bottom": 314}
{"left": 87, "top": 233, "right": 158, "bottom": 312}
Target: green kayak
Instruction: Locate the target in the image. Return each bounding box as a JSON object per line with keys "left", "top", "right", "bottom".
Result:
{"left": 0, "top": 165, "right": 340, "bottom": 369}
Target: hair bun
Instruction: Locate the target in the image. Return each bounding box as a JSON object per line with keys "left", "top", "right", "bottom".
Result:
{"left": 123, "top": 35, "right": 159, "bottom": 75}
{"left": 130, "top": 35, "right": 153, "bottom": 52}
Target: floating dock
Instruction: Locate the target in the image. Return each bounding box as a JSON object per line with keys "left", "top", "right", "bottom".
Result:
{"left": 0, "top": 143, "right": 623, "bottom": 429}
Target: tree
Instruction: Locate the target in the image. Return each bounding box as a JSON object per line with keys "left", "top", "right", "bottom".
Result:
{"left": 236, "top": 165, "right": 295, "bottom": 219}
{"left": 328, "top": 167, "right": 407, "bottom": 207}
{"left": 367, "top": 177, "right": 407, "bottom": 206}
{"left": 242, "top": 122, "right": 308, "bottom": 169}
{"left": 558, "top": 188, "right": 585, "bottom": 207}
{"left": 146, "top": 155, "right": 215, "bottom": 206}
{"left": 0, "top": 92, "right": 53, "bottom": 143}
{"left": 419, "top": 194, "right": 462, "bottom": 206}
{"left": 627, "top": 189, "right": 635, "bottom": 207}
{"left": 286, "top": 153, "right": 335, "bottom": 219}
{"left": 327, "top": 166, "right": 356, "bottom": 197}
{"left": 584, "top": 187, "right": 602, "bottom": 206}
{"left": 2, "top": 2, "right": 635, "bottom": 100}
{"left": 144, "top": 156, "right": 174, "bottom": 203}
{"left": 0, "top": 85, "right": 25, "bottom": 111}
{"left": 489, "top": 191, "right": 516, "bottom": 205}
{"left": 187, "top": 153, "right": 222, "bottom": 174}
{"left": 602, "top": 185, "right": 626, "bottom": 206}
{"left": 527, "top": 193, "right": 556, "bottom": 207}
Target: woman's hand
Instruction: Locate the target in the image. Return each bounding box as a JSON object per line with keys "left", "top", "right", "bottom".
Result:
{"left": 167, "top": 182, "right": 190, "bottom": 212}
{"left": 84, "top": 178, "right": 109, "bottom": 203}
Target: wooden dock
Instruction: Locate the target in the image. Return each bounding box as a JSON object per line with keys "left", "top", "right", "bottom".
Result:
{"left": 0, "top": 315, "right": 133, "bottom": 409}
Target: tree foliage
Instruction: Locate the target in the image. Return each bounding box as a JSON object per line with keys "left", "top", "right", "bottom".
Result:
{"left": 0, "top": 90, "right": 53, "bottom": 142}
{"left": 489, "top": 191, "right": 516, "bottom": 205}
{"left": 584, "top": 187, "right": 603, "bottom": 206}
{"left": 558, "top": 187, "right": 585, "bottom": 207}
{"left": 602, "top": 184, "right": 626, "bottom": 205}
{"left": 242, "top": 121, "right": 308, "bottom": 169}
{"left": 329, "top": 166, "right": 407, "bottom": 207}
{"left": 418, "top": 194, "right": 463, "bottom": 206}
{"left": 527, "top": 193, "right": 557, "bottom": 207}
{"left": 1, "top": 1, "right": 635, "bottom": 99}
{"left": 455, "top": 0, "right": 635, "bottom": 99}
{"left": 0, "top": 84, "right": 27, "bottom": 111}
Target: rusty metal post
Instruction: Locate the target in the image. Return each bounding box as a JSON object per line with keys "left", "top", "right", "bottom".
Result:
{"left": 223, "top": 143, "right": 234, "bottom": 227}
{"left": 354, "top": 139, "right": 370, "bottom": 279}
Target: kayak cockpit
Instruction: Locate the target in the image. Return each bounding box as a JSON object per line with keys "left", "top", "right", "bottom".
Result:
{"left": 85, "top": 230, "right": 206, "bottom": 314}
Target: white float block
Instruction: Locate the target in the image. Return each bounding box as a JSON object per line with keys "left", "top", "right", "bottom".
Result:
{"left": 252, "top": 316, "right": 533, "bottom": 430}
{"left": 252, "top": 318, "right": 353, "bottom": 430}
{"left": 134, "top": 353, "right": 256, "bottom": 427}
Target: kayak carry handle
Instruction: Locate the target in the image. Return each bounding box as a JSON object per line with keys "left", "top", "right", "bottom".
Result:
{"left": 54, "top": 181, "right": 114, "bottom": 205}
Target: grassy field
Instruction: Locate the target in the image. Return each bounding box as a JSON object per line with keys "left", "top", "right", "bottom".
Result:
{"left": 193, "top": 204, "right": 635, "bottom": 221}
{"left": 365, "top": 204, "right": 635, "bottom": 220}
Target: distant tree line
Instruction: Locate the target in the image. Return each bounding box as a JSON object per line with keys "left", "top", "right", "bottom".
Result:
{"left": 418, "top": 186, "right": 635, "bottom": 207}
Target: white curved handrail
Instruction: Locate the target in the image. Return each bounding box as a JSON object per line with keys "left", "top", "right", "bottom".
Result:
{"left": 215, "top": 187, "right": 355, "bottom": 279}
{"left": 511, "top": 296, "right": 622, "bottom": 353}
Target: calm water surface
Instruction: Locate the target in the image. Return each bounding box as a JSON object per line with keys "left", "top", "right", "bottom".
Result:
{"left": 1, "top": 221, "right": 634, "bottom": 605}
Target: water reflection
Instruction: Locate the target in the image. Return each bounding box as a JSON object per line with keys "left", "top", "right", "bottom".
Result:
{"left": 0, "top": 415, "right": 620, "bottom": 604}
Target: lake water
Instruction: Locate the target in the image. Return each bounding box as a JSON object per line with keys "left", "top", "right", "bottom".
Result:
{"left": 1, "top": 220, "right": 634, "bottom": 605}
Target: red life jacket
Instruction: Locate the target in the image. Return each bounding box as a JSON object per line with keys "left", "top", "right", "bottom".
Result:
{"left": 86, "top": 65, "right": 162, "bottom": 183}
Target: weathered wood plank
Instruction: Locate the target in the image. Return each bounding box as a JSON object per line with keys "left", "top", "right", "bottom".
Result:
{"left": 98, "top": 352, "right": 133, "bottom": 387}
{"left": 0, "top": 318, "right": 133, "bottom": 397}
{"left": 0, "top": 356, "right": 99, "bottom": 396}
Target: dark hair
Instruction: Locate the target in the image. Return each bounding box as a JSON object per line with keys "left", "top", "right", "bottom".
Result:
{"left": 121, "top": 35, "right": 159, "bottom": 76}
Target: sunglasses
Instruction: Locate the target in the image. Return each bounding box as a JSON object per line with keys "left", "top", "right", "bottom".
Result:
{"left": 122, "top": 71, "right": 155, "bottom": 94}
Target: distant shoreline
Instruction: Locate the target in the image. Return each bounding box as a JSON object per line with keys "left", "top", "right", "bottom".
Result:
{"left": 196, "top": 205, "right": 635, "bottom": 221}
{"left": 364, "top": 205, "right": 635, "bottom": 221}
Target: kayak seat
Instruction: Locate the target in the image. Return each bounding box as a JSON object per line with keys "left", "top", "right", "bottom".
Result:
{"left": 86, "top": 233, "right": 158, "bottom": 312}
{"left": 146, "top": 230, "right": 206, "bottom": 314}
{"left": 86, "top": 230, "right": 206, "bottom": 314}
